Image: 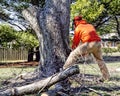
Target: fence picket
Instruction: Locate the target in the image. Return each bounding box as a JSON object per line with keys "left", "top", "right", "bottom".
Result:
{"left": 0, "top": 48, "right": 28, "bottom": 63}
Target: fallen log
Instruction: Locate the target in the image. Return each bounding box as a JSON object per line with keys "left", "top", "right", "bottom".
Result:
{"left": 0, "top": 65, "right": 79, "bottom": 96}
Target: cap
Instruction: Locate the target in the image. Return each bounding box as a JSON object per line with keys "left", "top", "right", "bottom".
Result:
{"left": 73, "top": 16, "right": 82, "bottom": 21}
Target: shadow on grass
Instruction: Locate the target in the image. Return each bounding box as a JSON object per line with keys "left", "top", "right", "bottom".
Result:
{"left": 70, "top": 73, "right": 120, "bottom": 95}
{"left": 103, "top": 56, "right": 120, "bottom": 62}
{"left": 110, "top": 76, "right": 120, "bottom": 81}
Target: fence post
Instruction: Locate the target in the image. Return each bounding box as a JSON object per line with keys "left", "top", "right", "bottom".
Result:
{"left": 0, "top": 47, "right": 28, "bottom": 63}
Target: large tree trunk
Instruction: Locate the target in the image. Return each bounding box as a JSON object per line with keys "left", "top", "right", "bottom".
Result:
{"left": 38, "top": 0, "right": 71, "bottom": 77}
{"left": 21, "top": 0, "right": 72, "bottom": 94}
{"left": 21, "top": 0, "right": 72, "bottom": 95}
{"left": 22, "top": 0, "right": 71, "bottom": 78}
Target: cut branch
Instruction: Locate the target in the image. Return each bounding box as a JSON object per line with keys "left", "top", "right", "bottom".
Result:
{"left": 0, "top": 65, "right": 79, "bottom": 96}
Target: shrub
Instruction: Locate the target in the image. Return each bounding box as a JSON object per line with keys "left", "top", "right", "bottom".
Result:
{"left": 0, "top": 24, "right": 39, "bottom": 49}
{"left": 0, "top": 24, "right": 16, "bottom": 47}
{"left": 102, "top": 47, "right": 118, "bottom": 55}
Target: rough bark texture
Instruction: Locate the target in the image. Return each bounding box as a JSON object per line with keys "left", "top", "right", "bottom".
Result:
{"left": 38, "top": 0, "right": 71, "bottom": 77}
{"left": 31, "top": 0, "right": 39, "bottom": 7}
{"left": 22, "top": 0, "right": 71, "bottom": 78}
{"left": 22, "top": 6, "right": 41, "bottom": 43}
{"left": 0, "top": 66, "right": 79, "bottom": 96}
{"left": 21, "top": 0, "right": 72, "bottom": 95}
{"left": 115, "top": 16, "right": 120, "bottom": 37}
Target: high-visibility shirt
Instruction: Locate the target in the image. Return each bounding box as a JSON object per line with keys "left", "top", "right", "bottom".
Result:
{"left": 72, "top": 20, "right": 101, "bottom": 49}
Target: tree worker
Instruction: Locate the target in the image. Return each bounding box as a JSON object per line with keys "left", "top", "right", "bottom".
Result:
{"left": 63, "top": 16, "right": 110, "bottom": 81}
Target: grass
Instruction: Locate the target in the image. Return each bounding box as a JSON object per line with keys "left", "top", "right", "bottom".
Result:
{"left": 79, "top": 62, "right": 120, "bottom": 77}
{"left": 0, "top": 60, "right": 27, "bottom": 63}
{"left": 0, "top": 67, "right": 35, "bottom": 80}
{"left": 71, "top": 62, "right": 120, "bottom": 96}
{"left": 0, "top": 62, "right": 120, "bottom": 96}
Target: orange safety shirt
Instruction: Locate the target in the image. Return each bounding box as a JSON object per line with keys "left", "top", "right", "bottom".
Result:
{"left": 72, "top": 20, "right": 101, "bottom": 49}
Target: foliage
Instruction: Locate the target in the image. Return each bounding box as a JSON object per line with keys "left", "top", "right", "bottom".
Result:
{"left": 0, "top": 1, "right": 41, "bottom": 49}
{"left": 0, "top": 24, "right": 16, "bottom": 46}
{"left": 13, "top": 2, "right": 30, "bottom": 12}
{"left": 15, "top": 31, "right": 39, "bottom": 49}
{"left": 71, "top": 0, "right": 104, "bottom": 23}
{"left": 2, "top": 1, "right": 30, "bottom": 12}
{"left": 102, "top": 0, "right": 120, "bottom": 15}
{"left": 70, "top": 0, "right": 120, "bottom": 37}
{"left": 117, "top": 44, "right": 120, "bottom": 52}
{"left": 0, "top": 24, "right": 39, "bottom": 49}
{"left": 98, "top": 17, "right": 117, "bottom": 35}
{"left": 71, "top": 0, "right": 120, "bottom": 22}
{"left": 102, "top": 47, "right": 118, "bottom": 55}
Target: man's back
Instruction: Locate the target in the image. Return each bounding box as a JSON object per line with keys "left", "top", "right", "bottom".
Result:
{"left": 75, "top": 23, "right": 101, "bottom": 43}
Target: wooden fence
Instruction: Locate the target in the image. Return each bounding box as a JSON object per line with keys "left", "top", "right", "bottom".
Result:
{"left": 0, "top": 48, "right": 28, "bottom": 63}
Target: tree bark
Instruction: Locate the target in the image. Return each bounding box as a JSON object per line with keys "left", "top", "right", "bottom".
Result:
{"left": 38, "top": 0, "right": 71, "bottom": 77}
{"left": 0, "top": 65, "right": 79, "bottom": 96}
{"left": 16, "top": 0, "right": 71, "bottom": 95}
{"left": 31, "top": 0, "right": 39, "bottom": 7}
{"left": 35, "top": 46, "right": 40, "bottom": 61}
{"left": 28, "top": 47, "right": 34, "bottom": 62}
{"left": 115, "top": 16, "right": 120, "bottom": 37}
{"left": 22, "top": 0, "right": 71, "bottom": 77}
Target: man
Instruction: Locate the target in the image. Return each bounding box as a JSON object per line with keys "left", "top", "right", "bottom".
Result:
{"left": 63, "top": 16, "right": 110, "bottom": 81}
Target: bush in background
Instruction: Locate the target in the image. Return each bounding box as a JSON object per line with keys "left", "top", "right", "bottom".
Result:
{"left": 102, "top": 47, "right": 118, "bottom": 55}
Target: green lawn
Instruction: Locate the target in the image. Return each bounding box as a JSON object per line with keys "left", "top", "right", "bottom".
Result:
{"left": 71, "top": 62, "right": 120, "bottom": 96}
{"left": 0, "top": 62, "right": 120, "bottom": 96}
{"left": 79, "top": 62, "right": 120, "bottom": 77}
{"left": 0, "top": 67, "right": 35, "bottom": 80}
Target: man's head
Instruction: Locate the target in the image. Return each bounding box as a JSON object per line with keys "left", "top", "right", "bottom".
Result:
{"left": 73, "top": 16, "right": 82, "bottom": 22}
{"left": 72, "top": 16, "right": 82, "bottom": 29}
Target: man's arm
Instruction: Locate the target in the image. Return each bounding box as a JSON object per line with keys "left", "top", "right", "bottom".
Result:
{"left": 72, "top": 29, "right": 81, "bottom": 49}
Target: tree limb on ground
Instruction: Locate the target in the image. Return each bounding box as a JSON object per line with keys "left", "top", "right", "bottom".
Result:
{"left": 0, "top": 65, "right": 79, "bottom": 96}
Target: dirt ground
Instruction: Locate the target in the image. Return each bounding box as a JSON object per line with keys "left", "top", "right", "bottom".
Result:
{"left": 0, "top": 61, "right": 39, "bottom": 68}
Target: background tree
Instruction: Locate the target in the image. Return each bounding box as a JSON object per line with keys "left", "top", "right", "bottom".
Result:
{"left": 0, "top": 0, "right": 73, "bottom": 95}
{"left": 29, "top": 0, "right": 45, "bottom": 62}
{"left": 71, "top": 0, "right": 120, "bottom": 37}
{"left": 0, "top": 0, "right": 40, "bottom": 61}
{"left": 0, "top": 0, "right": 120, "bottom": 95}
{"left": 0, "top": 24, "right": 39, "bottom": 48}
